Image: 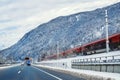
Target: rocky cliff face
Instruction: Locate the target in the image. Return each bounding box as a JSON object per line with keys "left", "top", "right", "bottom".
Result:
{"left": 0, "top": 2, "right": 120, "bottom": 60}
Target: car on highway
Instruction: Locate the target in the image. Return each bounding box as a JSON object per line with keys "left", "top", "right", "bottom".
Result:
{"left": 25, "top": 57, "right": 31, "bottom": 66}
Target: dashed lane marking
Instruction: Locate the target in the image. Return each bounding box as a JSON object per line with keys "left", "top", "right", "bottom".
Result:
{"left": 18, "top": 71, "right": 21, "bottom": 74}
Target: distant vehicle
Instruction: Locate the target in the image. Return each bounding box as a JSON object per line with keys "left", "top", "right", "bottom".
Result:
{"left": 26, "top": 60, "right": 31, "bottom": 66}
{"left": 25, "top": 57, "right": 31, "bottom": 66}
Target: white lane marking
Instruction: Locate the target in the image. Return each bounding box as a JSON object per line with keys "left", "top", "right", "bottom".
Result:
{"left": 18, "top": 71, "right": 21, "bottom": 74}
{"left": 33, "top": 66, "right": 63, "bottom": 80}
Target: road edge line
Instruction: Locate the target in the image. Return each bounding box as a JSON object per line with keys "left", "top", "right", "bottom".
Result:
{"left": 32, "top": 66, "right": 63, "bottom": 80}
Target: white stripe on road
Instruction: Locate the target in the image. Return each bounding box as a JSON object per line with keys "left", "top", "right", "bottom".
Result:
{"left": 18, "top": 71, "right": 21, "bottom": 74}
{"left": 33, "top": 66, "right": 63, "bottom": 80}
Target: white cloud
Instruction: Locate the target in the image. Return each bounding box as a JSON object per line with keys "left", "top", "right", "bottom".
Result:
{"left": 0, "top": 0, "right": 120, "bottom": 50}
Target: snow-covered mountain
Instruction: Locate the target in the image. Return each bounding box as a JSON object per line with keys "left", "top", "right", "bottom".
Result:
{"left": 0, "top": 2, "right": 120, "bottom": 60}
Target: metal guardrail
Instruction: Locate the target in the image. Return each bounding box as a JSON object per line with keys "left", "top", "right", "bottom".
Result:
{"left": 71, "top": 54, "right": 120, "bottom": 73}
{"left": 38, "top": 51, "right": 120, "bottom": 73}
{"left": 72, "top": 54, "right": 120, "bottom": 65}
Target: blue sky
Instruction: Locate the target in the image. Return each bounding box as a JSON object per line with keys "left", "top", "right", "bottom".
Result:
{"left": 0, "top": 0, "right": 119, "bottom": 50}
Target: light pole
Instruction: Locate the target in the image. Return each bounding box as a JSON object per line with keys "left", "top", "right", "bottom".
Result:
{"left": 79, "top": 43, "right": 83, "bottom": 55}
{"left": 57, "top": 41, "right": 59, "bottom": 59}
{"left": 105, "top": 10, "right": 109, "bottom": 53}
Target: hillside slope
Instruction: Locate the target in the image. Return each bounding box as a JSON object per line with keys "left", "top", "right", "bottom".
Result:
{"left": 0, "top": 2, "right": 120, "bottom": 60}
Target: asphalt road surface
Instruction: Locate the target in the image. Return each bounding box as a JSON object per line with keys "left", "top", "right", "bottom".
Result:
{"left": 0, "top": 65, "right": 85, "bottom": 80}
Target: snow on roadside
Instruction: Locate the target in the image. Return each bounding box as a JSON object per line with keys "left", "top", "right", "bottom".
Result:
{"left": 35, "top": 51, "right": 120, "bottom": 80}
{"left": 0, "top": 64, "right": 20, "bottom": 69}
{"left": 35, "top": 64, "right": 120, "bottom": 80}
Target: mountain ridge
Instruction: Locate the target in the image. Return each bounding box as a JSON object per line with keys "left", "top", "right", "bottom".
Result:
{"left": 0, "top": 2, "right": 120, "bottom": 61}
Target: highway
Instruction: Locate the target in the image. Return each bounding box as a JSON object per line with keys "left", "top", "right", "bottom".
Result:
{"left": 0, "top": 65, "right": 85, "bottom": 80}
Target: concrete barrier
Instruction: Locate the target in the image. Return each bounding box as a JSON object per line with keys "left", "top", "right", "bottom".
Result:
{"left": 72, "top": 64, "right": 120, "bottom": 73}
